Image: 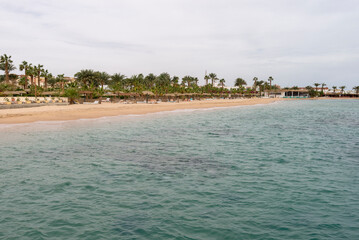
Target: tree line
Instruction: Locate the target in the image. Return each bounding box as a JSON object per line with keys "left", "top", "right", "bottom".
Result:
{"left": 2, "top": 53, "right": 358, "bottom": 97}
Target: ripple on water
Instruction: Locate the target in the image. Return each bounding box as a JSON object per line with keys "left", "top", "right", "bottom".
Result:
{"left": 0, "top": 100, "right": 359, "bottom": 239}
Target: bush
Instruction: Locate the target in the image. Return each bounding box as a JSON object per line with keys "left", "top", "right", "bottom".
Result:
{"left": 64, "top": 88, "right": 79, "bottom": 104}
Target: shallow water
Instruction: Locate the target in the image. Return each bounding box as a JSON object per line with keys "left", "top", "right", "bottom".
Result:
{"left": 0, "top": 99, "right": 358, "bottom": 239}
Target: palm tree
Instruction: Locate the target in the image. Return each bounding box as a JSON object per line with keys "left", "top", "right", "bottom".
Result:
{"left": 47, "top": 75, "right": 57, "bottom": 89}
{"left": 32, "top": 64, "right": 43, "bottom": 98}
{"left": 252, "top": 77, "right": 258, "bottom": 89}
{"left": 339, "top": 86, "right": 346, "bottom": 94}
{"left": 18, "top": 76, "right": 28, "bottom": 89}
{"left": 19, "top": 61, "right": 30, "bottom": 89}
{"left": 235, "top": 78, "right": 247, "bottom": 87}
{"left": 321, "top": 83, "right": 326, "bottom": 93}
{"left": 41, "top": 69, "right": 51, "bottom": 89}
{"left": 171, "top": 76, "right": 179, "bottom": 86}
{"left": 64, "top": 88, "right": 79, "bottom": 104}
{"left": 268, "top": 76, "right": 273, "bottom": 91}
{"left": 156, "top": 72, "right": 171, "bottom": 88}
{"left": 208, "top": 73, "right": 218, "bottom": 87}
{"left": 204, "top": 75, "right": 210, "bottom": 85}
{"left": 56, "top": 74, "right": 66, "bottom": 93}
{"left": 34, "top": 64, "right": 44, "bottom": 87}
{"left": 219, "top": 79, "right": 225, "bottom": 88}
{"left": 314, "top": 83, "right": 320, "bottom": 92}
{"left": 27, "top": 63, "right": 36, "bottom": 86}
{"left": 332, "top": 86, "right": 337, "bottom": 93}
{"left": 111, "top": 73, "right": 127, "bottom": 89}
{"left": 194, "top": 77, "right": 199, "bottom": 87}
{"left": 353, "top": 86, "right": 359, "bottom": 94}
{"left": 0, "top": 54, "right": 16, "bottom": 84}
{"left": 182, "top": 76, "right": 192, "bottom": 88}
{"left": 98, "top": 72, "right": 110, "bottom": 90}
{"left": 28, "top": 65, "right": 35, "bottom": 86}
{"left": 75, "top": 69, "right": 97, "bottom": 88}
{"left": 257, "top": 80, "right": 265, "bottom": 96}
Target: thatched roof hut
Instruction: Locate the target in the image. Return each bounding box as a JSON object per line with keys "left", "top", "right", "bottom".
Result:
{"left": 1, "top": 91, "right": 27, "bottom": 96}
{"left": 121, "top": 92, "right": 140, "bottom": 97}
{"left": 142, "top": 91, "right": 154, "bottom": 96}
{"left": 41, "top": 91, "right": 59, "bottom": 96}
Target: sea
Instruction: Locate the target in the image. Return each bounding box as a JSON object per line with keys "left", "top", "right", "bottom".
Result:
{"left": 0, "top": 99, "right": 358, "bottom": 239}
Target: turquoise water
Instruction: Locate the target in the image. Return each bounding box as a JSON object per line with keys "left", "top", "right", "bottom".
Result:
{"left": 0, "top": 100, "right": 358, "bottom": 239}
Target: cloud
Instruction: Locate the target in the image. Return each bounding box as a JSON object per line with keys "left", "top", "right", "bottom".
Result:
{"left": 0, "top": 0, "right": 358, "bottom": 88}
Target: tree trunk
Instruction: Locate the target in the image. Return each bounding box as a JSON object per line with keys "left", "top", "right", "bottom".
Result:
{"left": 35, "top": 84, "right": 37, "bottom": 99}
{"left": 30, "top": 75, "right": 34, "bottom": 85}
{"left": 45, "top": 77, "right": 48, "bottom": 89}
{"left": 5, "top": 62, "right": 9, "bottom": 84}
{"left": 24, "top": 72, "right": 28, "bottom": 89}
{"left": 38, "top": 72, "right": 41, "bottom": 87}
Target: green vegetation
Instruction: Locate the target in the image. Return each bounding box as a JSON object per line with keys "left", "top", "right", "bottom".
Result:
{"left": 1, "top": 53, "right": 357, "bottom": 101}
{"left": 0, "top": 54, "right": 16, "bottom": 84}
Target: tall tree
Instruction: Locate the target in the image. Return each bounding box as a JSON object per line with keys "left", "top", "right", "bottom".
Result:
{"left": 41, "top": 69, "right": 51, "bottom": 89}
{"left": 219, "top": 79, "right": 225, "bottom": 88}
{"left": 19, "top": 61, "right": 30, "bottom": 89}
{"left": 0, "top": 54, "right": 16, "bottom": 84}
{"left": 235, "top": 78, "right": 247, "bottom": 87}
{"left": 171, "top": 76, "right": 179, "bottom": 86}
{"left": 332, "top": 86, "right": 337, "bottom": 93}
{"left": 34, "top": 64, "right": 44, "bottom": 87}
{"left": 268, "top": 76, "right": 273, "bottom": 91}
{"left": 321, "top": 83, "right": 326, "bottom": 93}
{"left": 56, "top": 74, "right": 66, "bottom": 92}
{"left": 353, "top": 86, "right": 359, "bottom": 94}
{"left": 156, "top": 72, "right": 171, "bottom": 88}
{"left": 111, "top": 73, "right": 127, "bottom": 90}
{"left": 28, "top": 65, "right": 35, "bottom": 86}
{"left": 18, "top": 76, "right": 28, "bottom": 89}
{"left": 314, "top": 83, "right": 320, "bottom": 92}
{"left": 252, "top": 77, "right": 258, "bottom": 89}
{"left": 47, "top": 74, "right": 57, "bottom": 89}
{"left": 204, "top": 75, "right": 210, "bottom": 85}
{"left": 193, "top": 77, "right": 199, "bottom": 87}
{"left": 182, "top": 76, "right": 193, "bottom": 88}
{"left": 75, "top": 69, "right": 98, "bottom": 88}
{"left": 98, "top": 72, "right": 110, "bottom": 90}
{"left": 257, "top": 80, "right": 265, "bottom": 96}
{"left": 339, "top": 86, "right": 346, "bottom": 94}
{"left": 208, "top": 73, "right": 218, "bottom": 87}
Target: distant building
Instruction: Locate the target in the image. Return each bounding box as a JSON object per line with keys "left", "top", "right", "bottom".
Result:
{"left": 13, "top": 75, "right": 75, "bottom": 88}
{"left": 264, "top": 89, "right": 309, "bottom": 98}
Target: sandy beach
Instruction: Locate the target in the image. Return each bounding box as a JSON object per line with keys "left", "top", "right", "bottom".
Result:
{"left": 0, "top": 98, "right": 284, "bottom": 124}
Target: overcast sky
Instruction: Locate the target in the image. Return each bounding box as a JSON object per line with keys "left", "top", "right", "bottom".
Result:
{"left": 1, "top": 0, "right": 358, "bottom": 87}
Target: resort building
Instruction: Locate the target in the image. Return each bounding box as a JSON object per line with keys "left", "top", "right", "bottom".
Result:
{"left": 264, "top": 89, "right": 309, "bottom": 98}
{"left": 12, "top": 75, "right": 76, "bottom": 88}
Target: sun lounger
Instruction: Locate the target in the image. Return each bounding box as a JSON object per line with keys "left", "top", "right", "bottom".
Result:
{"left": 83, "top": 101, "right": 99, "bottom": 104}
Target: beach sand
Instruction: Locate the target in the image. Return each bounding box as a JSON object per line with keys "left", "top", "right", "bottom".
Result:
{"left": 0, "top": 98, "right": 284, "bottom": 124}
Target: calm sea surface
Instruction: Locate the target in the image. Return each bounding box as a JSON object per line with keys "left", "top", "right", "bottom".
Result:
{"left": 0, "top": 99, "right": 358, "bottom": 239}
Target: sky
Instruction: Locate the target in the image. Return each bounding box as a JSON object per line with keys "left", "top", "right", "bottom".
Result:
{"left": 0, "top": 0, "right": 358, "bottom": 88}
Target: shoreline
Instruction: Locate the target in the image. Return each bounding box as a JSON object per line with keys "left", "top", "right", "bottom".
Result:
{"left": 0, "top": 98, "right": 286, "bottom": 124}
